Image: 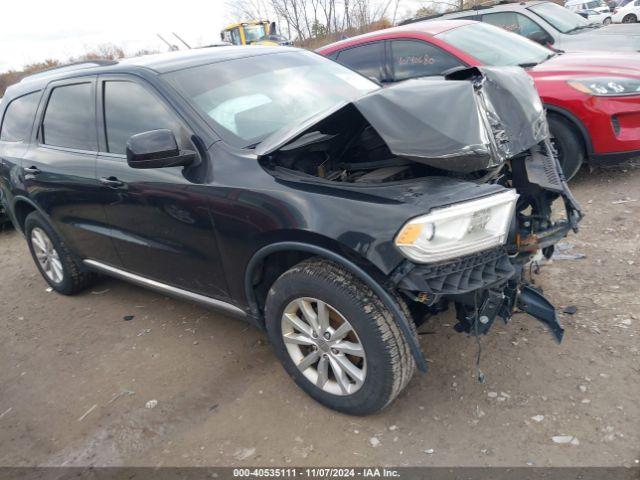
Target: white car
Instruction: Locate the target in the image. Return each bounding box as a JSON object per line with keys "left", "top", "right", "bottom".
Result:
{"left": 612, "top": 0, "right": 640, "bottom": 22}
{"left": 565, "top": 0, "right": 611, "bottom": 14}
{"left": 577, "top": 8, "right": 613, "bottom": 22}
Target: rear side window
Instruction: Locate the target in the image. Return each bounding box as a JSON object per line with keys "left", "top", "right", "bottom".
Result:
{"left": 0, "top": 91, "right": 40, "bottom": 142}
{"left": 41, "top": 83, "right": 96, "bottom": 151}
{"left": 389, "top": 40, "right": 463, "bottom": 81}
{"left": 336, "top": 42, "right": 385, "bottom": 81}
{"left": 103, "top": 81, "right": 182, "bottom": 155}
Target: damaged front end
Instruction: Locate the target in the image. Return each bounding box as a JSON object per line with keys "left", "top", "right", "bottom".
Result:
{"left": 257, "top": 65, "right": 582, "bottom": 348}
{"left": 388, "top": 68, "right": 583, "bottom": 346}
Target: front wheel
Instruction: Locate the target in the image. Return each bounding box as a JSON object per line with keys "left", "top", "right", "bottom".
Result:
{"left": 548, "top": 115, "right": 585, "bottom": 181}
{"left": 265, "top": 258, "right": 416, "bottom": 415}
{"left": 603, "top": 17, "right": 612, "bottom": 25}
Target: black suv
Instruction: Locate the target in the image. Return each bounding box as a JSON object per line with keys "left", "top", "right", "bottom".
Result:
{"left": 0, "top": 47, "right": 581, "bottom": 414}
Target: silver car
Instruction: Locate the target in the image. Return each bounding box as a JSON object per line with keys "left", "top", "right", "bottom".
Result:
{"left": 403, "top": 0, "right": 640, "bottom": 51}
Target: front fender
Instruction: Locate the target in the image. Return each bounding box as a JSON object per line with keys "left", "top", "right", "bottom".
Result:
{"left": 244, "top": 241, "right": 428, "bottom": 372}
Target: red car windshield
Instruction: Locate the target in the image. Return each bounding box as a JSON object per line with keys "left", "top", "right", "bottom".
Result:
{"left": 437, "top": 23, "right": 554, "bottom": 67}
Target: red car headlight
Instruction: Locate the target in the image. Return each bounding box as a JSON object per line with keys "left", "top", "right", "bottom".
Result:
{"left": 568, "top": 77, "right": 640, "bottom": 96}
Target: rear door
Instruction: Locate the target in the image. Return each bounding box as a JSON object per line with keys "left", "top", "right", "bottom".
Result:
{"left": 21, "top": 77, "right": 120, "bottom": 265}
{"left": 0, "top": 90, "right": 42, "bottom": 216}
{"left": 94, "top": 75, "right": 229, "bottom": 299}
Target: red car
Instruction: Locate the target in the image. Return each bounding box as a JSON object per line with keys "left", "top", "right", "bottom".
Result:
{"left": 317, "top": 20, "right": 640, "bottom": 179}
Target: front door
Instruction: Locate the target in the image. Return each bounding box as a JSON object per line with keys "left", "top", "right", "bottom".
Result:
{"left": 22, "top": 77, "right": 120, "bottom": 265}
{"left": 94, "top": 75, "right": 230, "bottom": 299}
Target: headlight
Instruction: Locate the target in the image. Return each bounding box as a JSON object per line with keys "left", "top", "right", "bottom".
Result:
{"left": 394, "top": 190, "right": 518, "bottom": 263}
{"left": 567, "top": 77, "right": 640, "bottom": 96}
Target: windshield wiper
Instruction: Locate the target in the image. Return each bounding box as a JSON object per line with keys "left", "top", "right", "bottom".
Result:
{"left": 518, "top": 53, "right": 556, "bottom": 69}
{"left": 565, "top": 24, "right": 595, "bottom": 34}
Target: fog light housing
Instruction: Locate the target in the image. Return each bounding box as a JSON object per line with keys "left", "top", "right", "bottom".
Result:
{"left": 395, "top": 190, "right": 518, "bottom": 263}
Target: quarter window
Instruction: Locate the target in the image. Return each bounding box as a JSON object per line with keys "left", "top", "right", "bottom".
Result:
{"left": 336, "top": 42, "right": 385, "bottom": 81}
{"left": 103, "top": 81, "right": 182, "bottom": 155}
{"left": 41, "top": 83, "right": 96, "bottom": 151}
{"left": 389, "top": 40, "right": 463, "bottom": 81}
{"left": 0, "top": 91, "right": 41, "bottom": 142}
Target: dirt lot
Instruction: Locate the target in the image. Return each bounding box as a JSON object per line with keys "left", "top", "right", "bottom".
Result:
{"left": 0, "top": 165, "right": 638, "bottom": 468}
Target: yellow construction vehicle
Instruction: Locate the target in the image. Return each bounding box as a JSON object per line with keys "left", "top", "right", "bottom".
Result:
{"left": 220, "top": 20, "right": 292, "bottom": 46}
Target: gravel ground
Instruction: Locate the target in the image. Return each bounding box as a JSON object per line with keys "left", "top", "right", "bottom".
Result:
{"left": 0, "top": 165, "right": 638, "bottom": 468}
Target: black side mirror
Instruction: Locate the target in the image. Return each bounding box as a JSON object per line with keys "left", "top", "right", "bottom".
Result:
{"left": 527, "top": 31, "right": 553, "bottom": 46}
{"left": 126, "top": 129, "right": 196, "bottom": 169}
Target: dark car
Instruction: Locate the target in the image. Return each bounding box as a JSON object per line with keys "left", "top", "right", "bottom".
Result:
{"left": 403, "top": 0, "right": 640, "bottom": 51}
{"left": 0, "top": 47, "right": 581, "bottom": 414}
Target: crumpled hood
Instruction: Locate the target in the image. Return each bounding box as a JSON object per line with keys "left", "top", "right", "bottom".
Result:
{"left": 257, "top": 66, "right": 548, "bottom": 174}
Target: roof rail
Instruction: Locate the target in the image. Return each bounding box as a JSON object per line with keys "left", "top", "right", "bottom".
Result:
{"left": 399, "top": 0, "right": 516, "bottom": 25}
{"left": 20, "top": 60, "right": 119, "bottom": 83}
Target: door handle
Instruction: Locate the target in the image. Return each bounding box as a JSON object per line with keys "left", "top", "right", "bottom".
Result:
{"left": 24, "top": 166, "right": 41, "bottom": 175}
{"left": 100, "top": 176, "right": 125, "bottom": 188}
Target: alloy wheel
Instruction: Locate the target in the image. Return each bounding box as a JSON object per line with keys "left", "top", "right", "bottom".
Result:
{"left": 31, "top": 227, "right": 64, "bottom": 284}
{"left": 281, "top": 297, "right": 366, "bottom": 396}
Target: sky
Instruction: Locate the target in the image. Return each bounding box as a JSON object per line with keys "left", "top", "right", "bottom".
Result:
{"left": 0, "top": 0, "right": 428, "bottom": 73}
{"left": 0, "top": 0, "right": 231, "bottom": 72}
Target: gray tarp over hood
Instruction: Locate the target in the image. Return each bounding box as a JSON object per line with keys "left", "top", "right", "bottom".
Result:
{"left": 257, "top": 66, "right": 549, "bottom": 174}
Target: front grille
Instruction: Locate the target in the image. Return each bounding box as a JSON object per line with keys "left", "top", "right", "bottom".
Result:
{"left": 398, "top": 247, "right": 515, "bottom": 295}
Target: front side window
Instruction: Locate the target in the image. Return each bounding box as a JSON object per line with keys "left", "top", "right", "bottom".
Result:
{"left": 165, "top": 51, "right": 378, "bottom": 148}
{"left": 438, "top": 23, "right": 553, "bottom": 67}
{"left": 103, "top": 81, "right": 182, "bottom": 155}
{"left": 41, "top": 83, "right": 96, "bottom": 151}
{"left": 336, "top": 42, "right": 385, "bottom": 81}
{"left": 0, "top": 91, "right": 40, "bottom": 142}
{"left": 528, "top": 2, "right": 592, "bottom": 33}
{"left": 482, "top": 12, "right": 521, "bottom": 33}
{"left": 390, "top": 40, "right": 463, "bottom": 81}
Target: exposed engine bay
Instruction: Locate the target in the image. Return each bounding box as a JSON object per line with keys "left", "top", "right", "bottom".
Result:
{"left": 258, "top": 66, "right": 583, "bottom": 350}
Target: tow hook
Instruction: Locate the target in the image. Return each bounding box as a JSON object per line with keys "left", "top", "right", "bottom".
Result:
{"left": 517, "top": 285, "right": 565, "bottom": 343}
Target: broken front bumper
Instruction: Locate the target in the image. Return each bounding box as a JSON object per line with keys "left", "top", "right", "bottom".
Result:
{"left": 392, "top": 143, "right": 582, "bottom": 345}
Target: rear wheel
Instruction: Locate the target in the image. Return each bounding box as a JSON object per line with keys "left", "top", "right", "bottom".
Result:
{"left": 622, "top": 13, "right": 637, "bottom": 23}
{"left": 25, "top": 211, "right": 95, "bottom": 295}
{"left": 265, "top": 258, "right": 416, "bottom": 415}
{"left": 548, "top": 115, "right": 585, "bottom": 181}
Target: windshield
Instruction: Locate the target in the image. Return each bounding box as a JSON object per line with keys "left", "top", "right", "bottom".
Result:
{"left": 529, "top": 2, "right": 593, "bottom": 33}
{"left": 437, "top": 23, "right": 553, "bottom": 67}
{"left": 164, "top": 51, "right": 378, "bottom": 148}
{"left": 244, "top": 24, "right": 267, "bottom": 43}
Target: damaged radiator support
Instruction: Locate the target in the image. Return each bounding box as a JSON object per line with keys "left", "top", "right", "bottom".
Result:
{"left": 390, "top": 245, "right": 565, "bottom": 371}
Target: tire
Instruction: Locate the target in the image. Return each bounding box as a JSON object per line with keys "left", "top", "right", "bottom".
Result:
{"left": 548, "top": 115, "right": 585, "bottom": 181}
{"left": 603, "top": 17, "right": 612, "bottom": 25}
{"left": 24, "top": 211, "right": 95, "bottom": 295}
{"left": 265, "top": 258, "right": 417, "bottom": 415}
{"left": 623, "top": 14, "right": 637, "bottom": 23}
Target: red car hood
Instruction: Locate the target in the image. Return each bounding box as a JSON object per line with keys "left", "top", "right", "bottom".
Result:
{"left": 530, "top": 52, "right": 640, "bottom": 80}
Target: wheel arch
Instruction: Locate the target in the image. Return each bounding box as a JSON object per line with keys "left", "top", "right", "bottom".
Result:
{"left": 544, "top": 104, "right": 593, "bottom": 155}
{"left": 11, "top": 196, "right": 44, "bottom": 234}
{"left": 244, "top": 240, "right": 428, "bottom": 372}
